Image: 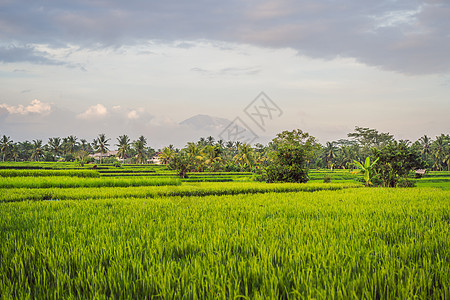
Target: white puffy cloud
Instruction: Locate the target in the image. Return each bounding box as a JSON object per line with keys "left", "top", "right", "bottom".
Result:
{"left": 127, "top": 110, "right": 139, "bottom": 120}
{"left": 0, "top": 99, "right": 52, "bottom": 115}
{"left": 77, "top": 104, "right": 108, "bottom": 119}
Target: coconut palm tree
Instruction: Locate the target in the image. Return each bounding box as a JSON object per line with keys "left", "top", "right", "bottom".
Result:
{"left": 419, "top": 135, "right": 432, "bottom": 161}
{"left": 216, "top": 139, "right": 225, "bottom": 149}
{"left": 116, "top": 135, "right": 130, "bottom": 164}
{"left": 339, "top": 146, "right": 354, "bottom": 169}
{"left": 0, "top": 135, "right": 13, "bottom": 162}
{"left": 64, "top": 135, "right": 78, "bottom": 156}
{"left": 324, "top": 142, "right": 337, "bottom": 169}
{"left": 234, "top": 141, "right": 242, "bottom": 151}
{"left": 133, "top": 136, "right": 147, "bottom": 164}
{"left": 202, "top": 145, "right": 222, "bottom": 170}
{"left": 432, "top": 135, "right": 446, "bottom": 170}
{"left": 48, "top": 137, "right": 62, "bottom": 161}
{"left": 93, "top": 134, "right": 110, "bottom": 164}
{"left": 444, "top": 150, "right": 450, "bottom": 171}
{"left": 198, "top": 137, "right": 207, "bottom": 147}
{"left": 233, "top": 143, "right": 254, "bottom": 170}
{"left": 159, "top": 145, "right": 175, "bottom": 165}
{"left": 31, "top": 140, "right": 44, "bottom": 161}
{"left": 185, "top": 142, "right": 203, "bottom": 171}
{"left": 79, "top": 139, "right": 91, "bottom": 152}
{"left": 10, "top": 143, "right": 20, "bottom": 162}
{"left": 206, "top": 136, "right": 215, "bottom": 146}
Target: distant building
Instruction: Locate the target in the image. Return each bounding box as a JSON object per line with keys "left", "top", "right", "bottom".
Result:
{"left": 89, "top": 150, "right": 119, "bottom": 160}
{"left": 415, "top": 169, "right": 427, "bottom": 176}
{"left": 149, "top": 152, "right": 162, "bottom": 164}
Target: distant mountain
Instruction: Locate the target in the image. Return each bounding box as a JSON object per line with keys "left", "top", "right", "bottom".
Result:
{"left": 179, "top": 114, "right": 259, "bottom": 144}
{"left": 179, "top": 114, "right": 231, "bottom": 130}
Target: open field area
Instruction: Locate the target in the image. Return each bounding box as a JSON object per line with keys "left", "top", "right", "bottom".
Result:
{"left": 1, "top": 162, "right": 449, "bottom": 298}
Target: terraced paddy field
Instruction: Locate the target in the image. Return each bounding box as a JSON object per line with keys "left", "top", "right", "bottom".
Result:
{"left": 1, "top": 162, "right": 449, "bottom": 298}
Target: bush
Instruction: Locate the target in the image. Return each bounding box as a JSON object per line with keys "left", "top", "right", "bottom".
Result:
{"left": 370, "top": 175, "right": 383, "bottom": 187}
{"left": 397, "top": 178, "right": 416, "bottom": 188}
{"left": 323, "top": 175, "right": 332, "bottom": 183}
{"left": 266, "top": 129, "right": 319, "bottom": 183}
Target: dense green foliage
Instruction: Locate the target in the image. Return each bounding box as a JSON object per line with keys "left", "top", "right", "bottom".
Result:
{"left": 1, "top": 128, "right": 449, "bottom": 178}
{"left": 353, "top": 157, "right": 379, "bottom": 186}
{"left": 372, "top": 141, "right": 426, "bottom": 187}
{"left": 266, "top": 129, "right": 319, "bottom": 183}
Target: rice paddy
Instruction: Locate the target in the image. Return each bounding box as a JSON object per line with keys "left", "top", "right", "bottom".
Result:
{"left": 1, "top": 162, "right": 449, "bottom": 299}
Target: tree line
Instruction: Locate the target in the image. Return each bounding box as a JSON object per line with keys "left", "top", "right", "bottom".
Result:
{"left": 1, "top": 127, "right": 449, "bottom": 177}
{"left": 0, "top": 134, "right": 155, "bottom": 165}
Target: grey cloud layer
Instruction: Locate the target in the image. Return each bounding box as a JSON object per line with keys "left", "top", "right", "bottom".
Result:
{"left": 1, "top": 0, "right": 449, "bottom": 74}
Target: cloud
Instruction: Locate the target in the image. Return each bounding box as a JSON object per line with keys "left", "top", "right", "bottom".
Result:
{"left": 0, "top": 45, "right": 63, "bottom": 65}
{"left": 0, "top": 0, "right": 448, "bottom": 74}
{"left": 77, "top": 104, "right": 108, "bottom": 119}
{"left": 191, "top": 66, "right": 261, "bottom": 77}
{"left": 0, "top": 99, "right": 52, "bottom": 115}
{"left": 127, "top": 110, "right": 142, "bottom": 120}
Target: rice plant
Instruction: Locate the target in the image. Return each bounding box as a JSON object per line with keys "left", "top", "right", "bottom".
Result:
{"left": 0, "top": 188, "right": 448, "bottom": 299}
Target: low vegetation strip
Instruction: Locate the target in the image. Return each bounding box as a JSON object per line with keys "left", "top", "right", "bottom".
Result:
{"left": 0, "top": 177, "right": 181, "bottom": 189}
{"left": 0, "top": 189, "right": 448, "bottom": 299}
{"left": 0, "top": 182, "right": 360, "bottom": 202}
{"left": 0, "top": 169, "right": 100, "bottom": 178}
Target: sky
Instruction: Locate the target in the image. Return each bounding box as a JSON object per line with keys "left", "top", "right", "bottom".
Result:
{"left": 1, "top": 0, "right": 449, "bottom": 149}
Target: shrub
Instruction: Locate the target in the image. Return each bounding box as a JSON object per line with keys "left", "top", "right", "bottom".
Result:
{"left": 323, "top": 175, "right": 332, "bottom": 183}
{"left": 266, "top": 130, "right": 319, "bottom": 183}
{"left": 397, "top": 178, "right": 416, "bottom": 188}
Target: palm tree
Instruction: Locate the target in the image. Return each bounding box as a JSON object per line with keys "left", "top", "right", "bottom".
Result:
{"left": 216, "top": 139, "right": 225, "bottom": 149}
{"left": 324, "top": 142, "right": 337, "bottom": 169}
{"left": 93, "top": 134, "right": 110, "bottom": 164}
{"left": 159, "top": 145, "right": 175, "bottom": 165}
{"left": 79, "top": 139, "right": 91, "bottom": 152}
{"left": 0, "top": 135, "right": 13, "bottom": 162}
{"left": 186, "top": 142, "right": 201, "bottom": 157}
{"left": 116, "top": 135, "right": 131, "bottom": 164}
{"left": 31, "top": 139, "right": 44, "bottom": 161}
{"left": 10, "top": 143, "right": 20, "bottom": 162}
{"left": 234, "top": 141, "right": 242, "bottom": 155}
{"left": 185, "top": 142, "right": 203, "bottom": 171}
{"left": 64, "top": 135, "right": 78, "bottom": 156}
{"left": 444, "top": 151, "right": 450, "bottom": 172}
{"left": 206, "top": 136, "right": 215, "bottom": 146}
{"left": 233, "top": 143, "right": 254, "bottom": 170}
{"left": 339, "top": 146, "right": 354, "bottom": 169}
{"left": 432, "top": 135, "right": 446, "bottom": 170}
{"left": 48, "top": 137, "right": 62, "bottom": 161}
{"left": 419, "top": 135, "right": 432, "bottom": 162}
{"left": 202, "top": 145, "right": 222, "bottom": 170}
{"left": 133, "top": 136, "right": 147, "bottom": 164}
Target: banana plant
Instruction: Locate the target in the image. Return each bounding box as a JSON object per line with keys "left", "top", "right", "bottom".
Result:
{"left": 353, "top": 157, "right": 379, "bottom": 186}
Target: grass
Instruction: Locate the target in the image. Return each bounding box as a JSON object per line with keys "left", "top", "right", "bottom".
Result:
{"left": 0, "top": 176, "right": 181, "bottom": 189}
{"left": 0, "top": 162, "right": 449, "bottom": 298}
{"left": 0, "top": 182, "right": 359, "bottom": 203}
{"left": 1, "top": 188, "right": 449, "bottom": 299}
{"left": 0, "top": 169, "right": 100, "bottom": 178}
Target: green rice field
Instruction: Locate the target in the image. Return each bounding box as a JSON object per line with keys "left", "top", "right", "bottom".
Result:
{"left": 1, "top": 162, "right": 449, "bottom": 299}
